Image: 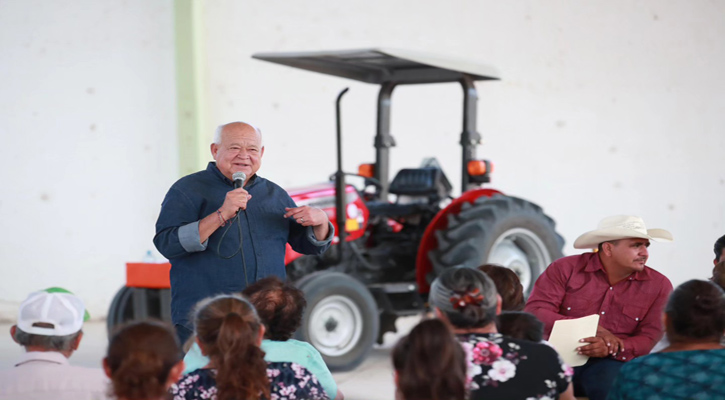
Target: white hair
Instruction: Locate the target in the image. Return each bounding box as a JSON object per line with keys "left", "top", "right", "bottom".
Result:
{"left": 213, "top": 122, "right": 263, "bottom": 145}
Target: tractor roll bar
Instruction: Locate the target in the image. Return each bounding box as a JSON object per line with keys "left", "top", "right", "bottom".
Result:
{"left": 375, "top": 82, "right": 396, "bottom": 199}
{"left": 460, "top": 75, "right": 481, "bottom": 193}
{"left": 334, "top": 87, "right": 349, "bottom": 256}
{"left": 373, "top": 76, "right": 481, "bottom": 196}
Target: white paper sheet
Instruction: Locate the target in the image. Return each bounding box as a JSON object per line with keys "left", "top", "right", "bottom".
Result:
{"left": 548, "top": 314, "right": 600, "bottom": 367}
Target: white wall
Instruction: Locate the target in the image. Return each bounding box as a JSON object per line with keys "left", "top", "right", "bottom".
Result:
{"left": 0, "top": 0, "right": 176, "bottom": 319}
{"left": 0, "top": 0, "right": 723, "bottom": 320}
{"left": 200, "top": 0, "right": 725, "bottom": 288}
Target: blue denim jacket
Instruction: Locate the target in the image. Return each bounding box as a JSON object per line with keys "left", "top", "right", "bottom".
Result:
{"left": 154, "top": 163, "right": 333, "bottom": 329}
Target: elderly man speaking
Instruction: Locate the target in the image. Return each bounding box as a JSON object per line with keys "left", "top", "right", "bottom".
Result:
{"left": 154, "top": 122, "right": 334, "bottom": 345}
{"left": 525, "top": 215, "right": 674, "bottom": 400}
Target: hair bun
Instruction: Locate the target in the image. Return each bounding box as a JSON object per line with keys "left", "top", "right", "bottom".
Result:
{"left": 693, "top": 293, "right": 722, "bottom": 313}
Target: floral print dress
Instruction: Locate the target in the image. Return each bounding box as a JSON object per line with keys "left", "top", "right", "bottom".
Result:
{"left": 170, "top": 362, "right": 328, "bottom": 400}
{"left": 457, "top": 332, "right": 573, "bottom": 400}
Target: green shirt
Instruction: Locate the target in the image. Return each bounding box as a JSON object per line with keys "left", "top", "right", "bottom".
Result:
{"left": 183, "top": 339, "right": 337, "bottom": 398}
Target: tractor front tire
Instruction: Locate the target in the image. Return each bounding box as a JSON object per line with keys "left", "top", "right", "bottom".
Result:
{"left": 295, "top": 272, "right": 379, "bottom": 371}
{"left": 429, "top": 194, "right": 564, "bottom": 294}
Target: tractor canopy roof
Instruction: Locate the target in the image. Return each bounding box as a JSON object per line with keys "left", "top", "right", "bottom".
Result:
{"left": 252, "top": 48, "right": 500, "bottom": 84}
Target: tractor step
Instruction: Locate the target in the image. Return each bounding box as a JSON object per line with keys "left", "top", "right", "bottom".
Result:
{"left": 368, "top": 281, "right": 425, "bottom": 319}
{"left": 367, "top": 282, "right": 418, "bottom": 294}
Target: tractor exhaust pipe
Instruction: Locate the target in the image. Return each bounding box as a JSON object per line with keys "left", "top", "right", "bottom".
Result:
{"left": 334, "top": 88, "right": 349, "bottom": 262}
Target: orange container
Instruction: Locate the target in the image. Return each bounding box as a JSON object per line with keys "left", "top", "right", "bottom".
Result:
{"left": 126, "top": 262, "right": 171, "bottom": 289}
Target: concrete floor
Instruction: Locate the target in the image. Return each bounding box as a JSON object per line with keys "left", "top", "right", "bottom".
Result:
{"left": 0, "top": 316, "right": 420, "bottom": 400}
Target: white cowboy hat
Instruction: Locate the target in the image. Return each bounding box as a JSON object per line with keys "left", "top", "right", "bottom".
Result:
{"left": 573, "top": 215, "right": 673, "bottom": 249}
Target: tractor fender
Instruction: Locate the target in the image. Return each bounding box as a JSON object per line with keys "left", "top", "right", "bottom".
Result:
{"left": 415, "top": 188, "right": 503, "bottom": 293}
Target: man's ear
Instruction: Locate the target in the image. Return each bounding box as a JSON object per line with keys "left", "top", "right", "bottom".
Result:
{"left": 600, "top": 242, "right": 612, "bottom": 257}
{"left": 260, "top": 146, "right": 265, "bottom": 157}
{"left": 71, "top": 331, "right": 83, "bottom": 351}
{"left": 166, "top": 360, "right": 185, "bottom": 388}
{"left": 210, "top": 143, "right": 219, "bottom": 159}
{"left": 495, "top": 294, "right": 503, "bottom": 316}
{"left": 10, "top": 325, "right": 18, "bottom": 344}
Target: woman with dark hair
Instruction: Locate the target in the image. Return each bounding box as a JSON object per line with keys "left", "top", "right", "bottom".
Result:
{"left": 608, "top": 280, "right": 725, "bottom": 399}
{"left": 430, "top": 267, "right": 574, "bottom": 400}
{"left": 496, "top": 311, "right": 544, "bottom": 343}
{"left": 478, "top": 264, "right": 547, "bottom": 343}
{"left": 478, "top": 264, "right": 525, "bottom": 311}
{"left": 104, "top": 320, "right": 185, "bottom": 400}
{"left": 182, "top": 277, "right": 341, "bottom": 399}
{"left": 392, "top": 318, "right": 467, "bottom": 400}
{"left": 171, "top": 294, "right": 327, "bottom": 400}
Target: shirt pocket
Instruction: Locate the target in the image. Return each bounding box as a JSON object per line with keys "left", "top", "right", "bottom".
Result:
{"left": 616, "top": 304, "right": 646, "bottom": 333}
{"left": 560, "top": 296, "right": 596, "bottom": 317}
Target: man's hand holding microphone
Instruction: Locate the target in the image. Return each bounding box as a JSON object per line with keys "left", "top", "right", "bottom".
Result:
{"left": 217, "top": 172, "right": 251, "bottom": 222}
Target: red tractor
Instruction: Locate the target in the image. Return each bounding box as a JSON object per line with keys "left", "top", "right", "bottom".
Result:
{"left": 108, "top": 49, "right": 564, "bottom": 371}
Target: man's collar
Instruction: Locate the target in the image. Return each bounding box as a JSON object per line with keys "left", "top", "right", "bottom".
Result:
{"left": 207, "top": 162, "right": 259, "bottom": 187}
{"left": 584, "top": 252, "right": 606, "bottom": 273}
{"left": 585, "top": 252, "right": 652, "bottom": 280}
{"left": 16, "top": 351, "right": 69, "bottom": 367}
{"left": 208, "top": 162, "right": 232, "bottom": 185}
{"left": 630, "top": 267, "right": 653, "bottom": 281}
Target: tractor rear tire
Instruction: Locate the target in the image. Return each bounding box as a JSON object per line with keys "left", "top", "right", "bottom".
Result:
{"left": 107, "top": 286, "right": 134, "bottom": 334}
{"left": 295, "top": 272, "right": 379, "bottom": 371}
{"left": 428, "top": 194, "right": 564, "bottom": 294}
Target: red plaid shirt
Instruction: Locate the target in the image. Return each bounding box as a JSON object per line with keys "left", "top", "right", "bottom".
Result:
{"left": 525, "top": 252, "right": 672, "bottom": 362}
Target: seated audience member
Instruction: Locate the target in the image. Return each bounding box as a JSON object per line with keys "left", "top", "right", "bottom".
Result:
{"left": 650, "top": 259, "right": 725, "bottom": 354}
{"left": 478, "top": 263, "right": 525, "bottom": 311}
{"left": 497, "top": 311, "right": 544, "bottom": 343}
{"left": 652, "top": 236, "right": 724, "bottom": 354}
{"left": 171, "top": 294, "right": 328, "bottom": 400}
{"left": 608, "top": 280, "right": 725, "bottom": 399}
{"left": 525, "top": 215, "right": 673, "bottom": 400}
{"left": 0, "top": 288, "right": 109, "bottom": 400}
{"left": 430, "top": 267, "right": 574, "bottom": 400}
{"left": 183, "top": 277, "right": 341, "bottom": 399}
{"left": 392, "top": 319, "right": 467, "bottom": 400}
{"left": 104, "top": 321, "right": 184, "bottom": 400}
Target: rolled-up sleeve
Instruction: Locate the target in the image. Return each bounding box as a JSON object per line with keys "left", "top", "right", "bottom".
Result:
{"left": 178, "top": 221, "right": 208, "bottom": 252}
{"left": 153, "top": 187, "right": 206, "bottom": 260}
{"left": 306, "top": 222, "right": 335, "bottom": 246}
{"left": 288, "top": 221, "right": 334, "bottom": 255}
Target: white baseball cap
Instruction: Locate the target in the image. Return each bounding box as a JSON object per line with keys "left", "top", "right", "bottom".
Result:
{"left": 17, "top": 291, "right": 86, "bottom": 336}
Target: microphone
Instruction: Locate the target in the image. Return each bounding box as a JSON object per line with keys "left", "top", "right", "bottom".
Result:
{"left": 233, "top": 171, "right": 247, "bottom": 189}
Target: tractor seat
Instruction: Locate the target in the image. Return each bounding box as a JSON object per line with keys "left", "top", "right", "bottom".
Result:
{"left": 388, "top": 167, "right": 452, "bottom": 199}
{"left": 364, "top": 201, "right": 422, "bottom": 218}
